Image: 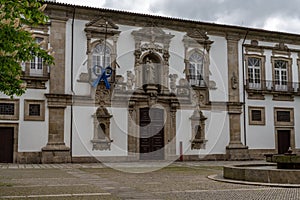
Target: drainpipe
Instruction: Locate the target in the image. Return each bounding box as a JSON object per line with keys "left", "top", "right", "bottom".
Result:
{"left": 242, "top": 30, "right": 249, "bottom": 146}
{"left": 70, "top": 6, "right": 76, "bottom": 162}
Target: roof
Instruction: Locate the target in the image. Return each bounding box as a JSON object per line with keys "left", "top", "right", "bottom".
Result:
{"left": 44, "top": 1, "right": 300, "bottom": 41}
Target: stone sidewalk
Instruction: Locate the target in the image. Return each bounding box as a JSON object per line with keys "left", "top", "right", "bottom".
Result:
{"left": 0, "top": 160, "right": 300, "bottom": 199}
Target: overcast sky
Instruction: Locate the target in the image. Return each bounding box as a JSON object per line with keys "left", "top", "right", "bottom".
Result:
{"left": 56, "top": 0, "right": 300, "bottom": 34}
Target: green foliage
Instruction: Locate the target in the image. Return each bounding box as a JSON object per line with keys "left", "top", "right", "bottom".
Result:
{"left": 0, "top": 0, "right": 54, "bottom": 98}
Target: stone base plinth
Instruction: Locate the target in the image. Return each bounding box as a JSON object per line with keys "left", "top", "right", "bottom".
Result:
{"left": 41, "top": 143, "right": 71, "bottom": 163}
{"left": 226, "top": 144, "right": 250, "bottom": 160}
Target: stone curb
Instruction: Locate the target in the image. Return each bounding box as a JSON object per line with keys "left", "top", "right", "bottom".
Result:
{"left": 208, "top": 174, "right": 300, "bottom": 188}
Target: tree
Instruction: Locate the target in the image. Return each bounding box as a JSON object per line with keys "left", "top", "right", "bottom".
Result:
{"left": 0, "top": 0, "right": 54, "bottom": 98}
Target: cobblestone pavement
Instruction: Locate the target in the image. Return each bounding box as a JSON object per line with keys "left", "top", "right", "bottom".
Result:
{"left": 0, "top": 161, "right": 299, "bottom": 199}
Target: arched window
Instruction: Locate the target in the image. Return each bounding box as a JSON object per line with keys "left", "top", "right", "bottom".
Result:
{"left": 188, "top": 51, "right": 204, "bottom": 86}
{"left": 92, "top": 44, "right": 111, "bottom": 69}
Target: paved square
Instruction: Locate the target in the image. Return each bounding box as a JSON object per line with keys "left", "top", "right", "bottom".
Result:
{"left": 0, "top": 161, "right": 299, "bottom": 199}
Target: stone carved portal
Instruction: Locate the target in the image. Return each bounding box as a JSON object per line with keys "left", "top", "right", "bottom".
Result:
{"left": 127, "top": 88, "right": 179, "bottom": 160}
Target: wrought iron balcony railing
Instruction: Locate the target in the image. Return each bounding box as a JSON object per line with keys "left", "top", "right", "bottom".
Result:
{"left": 246, "top": 80, "right": 299, "bottom": 93}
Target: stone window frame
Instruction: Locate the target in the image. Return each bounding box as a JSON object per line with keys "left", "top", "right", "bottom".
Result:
{"left": 24, "top": 100, "right": 45, "bottom": 121}
{"left": 187, "top": 49, "right": 206, "bottom": 87}
{"left": 22, "top": 27, "right": 50, "bottom": 89}
{"left": 182, "top": 30, "right": 213, "bottom": 89}
{"left": 89, "top": 40, "right": 114, "bottom": 81}
{"left": 271, "top": 56, "right": 293, "bottom": 90}
{"left": 0, "top": 123, "right": 18, "bottom": 163}
{"left": 0, "top": 99, "right": 19, "bottom": 120}
{"left": 248, "top": 106, "right": 265, "bottom": 125}
{"left": 297, "top": 57, "right": 300, "bottom": 89}
{"left": 274, "top": 107, "right": 294, "bottom": 127}
{"left": 245, "top": 54, "right": 266, "bottom": 88}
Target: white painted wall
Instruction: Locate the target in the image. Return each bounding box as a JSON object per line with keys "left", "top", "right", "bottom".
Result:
{"left": 72, "top": 106, "right": 128, "bottom": 156}
{"left": 209, "top": 36, "right": 228, "bottom": 102}
{"left": 176, "top": 109, "right": 229, "bottom": 156}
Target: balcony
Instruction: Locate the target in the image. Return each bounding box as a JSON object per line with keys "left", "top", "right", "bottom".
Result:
{"left": 246, "top": 80, "right": 299, "bottom": 100}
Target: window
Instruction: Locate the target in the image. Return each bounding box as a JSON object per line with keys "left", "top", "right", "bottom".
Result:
{"left": 24, "top": 100, "right": 45, "bottom": 121}
{"left": 247, "top": 57, "right": 261, "bottom": 89}
{"left": 0, "top": 99, "right": 19, "bottom": 120}
{"left": 277, "top": 111, "right": 290, "bottom": 122}
{"left": 22, "top": 29, "right": 50, "bottom": 89}
{"left": 249, "top": 106, "right": 265, "bottom": 125}
{"left": 0, "top": 103, "right": 15, "bottom": 115}
{"left": 29, "top": 104, "right": 41, "bottom": 116}
{"left": 274, "top": 107, "right": 294, "bottom": 126}
{"left": 30, "top": 37, "right": 44, "bottom": 76}
{"left": 271, "top": 57, "right": 292, "bottom": 93}
{"left": 92, "top": 44, "right": 111, "bottom": 69}
{"left": 274, "top": 60, "right": 288, "bottom": 91}
{"left": 188, "top": 51, "right": 205, "bottom": 86}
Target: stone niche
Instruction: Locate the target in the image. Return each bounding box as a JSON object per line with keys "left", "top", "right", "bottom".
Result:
{"left": 91, "top": 106, "right": 113, "bottom": 151}
{"left": 190, "top": 109, "right": 207, "bottom": 149}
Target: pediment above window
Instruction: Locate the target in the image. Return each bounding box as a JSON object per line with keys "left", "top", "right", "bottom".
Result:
{"left": 85, "top": 17, "right": 120, "bottom": 37}
{"left": 183, "top": 29, "right": 213, "bottom": 52}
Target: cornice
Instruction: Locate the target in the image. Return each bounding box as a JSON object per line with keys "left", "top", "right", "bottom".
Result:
{"left": 45, "top": 3, "right": 300, "bottom": 45}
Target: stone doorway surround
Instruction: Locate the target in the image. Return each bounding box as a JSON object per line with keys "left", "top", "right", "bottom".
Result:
{"left": 126, "top": 85, "right": 179, "bottom": 161}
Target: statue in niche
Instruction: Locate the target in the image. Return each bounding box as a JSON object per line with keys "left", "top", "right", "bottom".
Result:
{"left": 169, "top": 74, "right": 178, "bottom": 93}
{"left": 145, "top": 58, "right": 155, "bottom": 84}
{"left": 231, "top": 72, "right": 238, "bottom": 89}
{"left": 195, "top": 125, "right": 202, "bottom": 139}
{"left": 126, "top": 71, "right": 135, "bottom": 90}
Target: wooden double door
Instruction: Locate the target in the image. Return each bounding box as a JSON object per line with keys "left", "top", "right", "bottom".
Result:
{"left": 0, "top": 127, "right": 14, "bottom": 163}
{"left": 139, "top": 108, "right": 164, "bottom": 160}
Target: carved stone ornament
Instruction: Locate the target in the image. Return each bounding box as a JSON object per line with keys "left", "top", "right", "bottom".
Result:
{"left": 95, "top": 83, "right": 111, "bottom": 106}
{"left": 231, "top": 72, "right": 238, "bottom": 90}
{"left": 91, "top": 106, "right": 113, "bottom": 151}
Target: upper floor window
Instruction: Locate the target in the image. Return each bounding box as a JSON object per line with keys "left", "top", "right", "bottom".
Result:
{"left": 274, "top": 60, "right": 288, "bottom": 91}
{"left": 30, "top": 37, "right": 44, "bottom": 76}
{"left": 247, "top": 57, "right": 261, "bottom": 89}
{"left": 92, "top": 44, "right": 111, "bottom": 69}
{"left": 188, "top": 51, "right": 204, "bottom": 86}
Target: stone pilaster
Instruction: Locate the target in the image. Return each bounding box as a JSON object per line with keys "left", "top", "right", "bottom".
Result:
{"left": 42, "top": 94, "right": 72, "bottom": 163}
{"left": 41, "top": 16, "right": 72, "bottom": 163}
{"left": 49, "top": 17, "right": 67, "bottom": 94}
{"left": 226, "top": 33, "right": 249, "bottom": 160}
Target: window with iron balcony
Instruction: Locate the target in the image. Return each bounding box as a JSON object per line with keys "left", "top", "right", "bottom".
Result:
{"left": 22, "top": 33, "right": 50, "bottom": 89}
{"left": 245, "top": 55, "right": 296, "bottom": 100}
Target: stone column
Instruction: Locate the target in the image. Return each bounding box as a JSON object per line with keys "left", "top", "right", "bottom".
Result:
{"left": 225, "top": 33, "right": 249, "bottom": 160}
{"left": 41, "top": 17, "right": 72, "bottom": 163}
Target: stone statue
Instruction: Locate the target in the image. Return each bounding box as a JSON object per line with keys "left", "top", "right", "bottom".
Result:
{"left": 145, "top": 58, "right": 155, "bottom": 84}
{"left": 126, "top": 71, "right": 135, "bottom": 90}
{"left": 169, "top": 74, "right": 178, "bottom": 93}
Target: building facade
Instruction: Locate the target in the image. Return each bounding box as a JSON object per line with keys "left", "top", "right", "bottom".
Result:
{"left": 1, "top": 2, "right": 300, "bottom": 163}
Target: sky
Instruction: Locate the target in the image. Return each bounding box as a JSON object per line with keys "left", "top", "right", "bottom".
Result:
{"left": 56, "top": 0, "right": 300, "bottom": 34}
